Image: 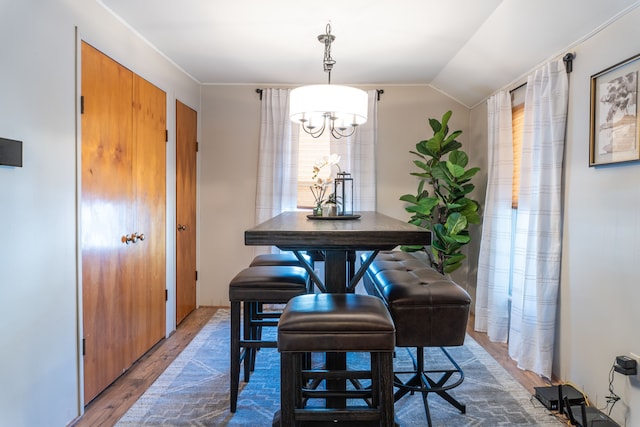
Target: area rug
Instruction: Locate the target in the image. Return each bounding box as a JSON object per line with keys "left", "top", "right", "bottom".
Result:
{"left": 116, "top": 309, "right": 562, "bottom": 426}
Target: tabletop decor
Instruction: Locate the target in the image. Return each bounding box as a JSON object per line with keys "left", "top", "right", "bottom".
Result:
{"left": 400, "top": 110, "right": 481, "bottom": 275}
{"left": 310, "top": 154, "right": 341, "bottom": 215}
{"left": 589, "top": 52, "right": 640, "bottom": 166}
{"left": 334, "top": 171, "right": 353, "bottom": 216}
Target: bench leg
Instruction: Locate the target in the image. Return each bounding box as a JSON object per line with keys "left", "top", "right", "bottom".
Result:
{"left": 393, "top": 347, "right": 465, "bottom": 426}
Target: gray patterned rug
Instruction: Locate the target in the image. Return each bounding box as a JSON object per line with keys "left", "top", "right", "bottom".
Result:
{"left": 116, "top": 309, "right": 562, "bottom": 426}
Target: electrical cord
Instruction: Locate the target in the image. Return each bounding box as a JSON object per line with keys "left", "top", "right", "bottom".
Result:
{"left": 600, "top": 364, "right": 621, "bottom": 415}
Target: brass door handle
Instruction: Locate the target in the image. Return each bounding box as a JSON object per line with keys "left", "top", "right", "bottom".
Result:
{"left": 177, "top": 224, "right": 189, "bottom": 231}
{"left": 121, "top": 233, "right": 145, "bottom": 244}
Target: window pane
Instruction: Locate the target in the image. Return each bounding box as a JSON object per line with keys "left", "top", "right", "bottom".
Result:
{"left": 511, "top": 103, "right": 524, "bottom": 209}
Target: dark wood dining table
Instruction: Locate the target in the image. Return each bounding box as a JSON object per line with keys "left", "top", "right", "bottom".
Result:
{"left": 244, "top": 211, "right": 431, "bottom": 294}
{"left": 244, "top": 210, "right": 431, "bottom": 417}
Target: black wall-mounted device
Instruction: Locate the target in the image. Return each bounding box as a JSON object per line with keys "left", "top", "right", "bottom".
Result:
{"left": 614, "top": 355, "right": 637, "bottom": 375}
{"left": 0, "top": 137, "right": 23, "bottom": 167}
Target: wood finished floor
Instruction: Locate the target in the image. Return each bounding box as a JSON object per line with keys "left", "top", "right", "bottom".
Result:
{"left": 72, "top": 307, "right": 554, "bottom": 427}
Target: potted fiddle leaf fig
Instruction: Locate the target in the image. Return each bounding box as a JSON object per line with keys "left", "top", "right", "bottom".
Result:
{"left": 400, "top": 110, "right": 481, "bottom": 275}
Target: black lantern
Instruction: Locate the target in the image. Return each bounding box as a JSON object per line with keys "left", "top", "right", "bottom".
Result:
{"left": 334, "top": 171, "right": 353, "bottom": 216}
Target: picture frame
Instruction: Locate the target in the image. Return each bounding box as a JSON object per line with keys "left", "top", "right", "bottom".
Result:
{"left": 589, "top": 53, "right": 640, "bottom": 166}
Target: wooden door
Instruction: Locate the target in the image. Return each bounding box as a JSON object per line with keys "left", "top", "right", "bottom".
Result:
{"left": 81, "top": 42, "right": 167, "bottom": 403}
{"left": 130, "top": 75, "right": 167, "bottom": 359}
{"left": 81, "top": 42, "right": 134, "bottom": 403}
{"left": 176, "top": 100, "right": 198, "bottom": 324}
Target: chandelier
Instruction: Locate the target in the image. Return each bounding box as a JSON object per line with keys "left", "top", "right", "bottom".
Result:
{"left": 289, "top": 23, "right": 368, "bottom": 139}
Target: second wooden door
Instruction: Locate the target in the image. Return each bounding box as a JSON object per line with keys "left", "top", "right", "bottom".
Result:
{"left": 176, "top": 100, "right": 198, "bottom": 324}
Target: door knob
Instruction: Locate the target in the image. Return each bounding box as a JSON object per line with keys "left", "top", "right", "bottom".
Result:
{"left": 177, "top": 224, "right": 189, "bottom": 231}
{"left": 122, "top": 234, "right": 133, "bottom": 244}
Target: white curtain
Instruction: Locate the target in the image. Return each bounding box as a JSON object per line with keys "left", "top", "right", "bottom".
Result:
{"left": 254, "top": 89, "right": 298, "bottom": 255}
{"left": 509, "top": 59, "right": 568, "bottom": 378}
{"left": 330, "top": 90, "right": 378, "bottom": 211}
{"left": 475, "top": 90, "right": 514, "bottom": 342}
{"left": 476, "top": 59, "right": 569, "bottom": 379}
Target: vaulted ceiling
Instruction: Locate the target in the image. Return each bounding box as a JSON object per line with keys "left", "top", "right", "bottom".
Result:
{"left": 99, "top": 0, "right": 639, "bottom": 107}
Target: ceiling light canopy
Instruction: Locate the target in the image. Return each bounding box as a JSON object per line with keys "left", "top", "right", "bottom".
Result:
{"left": 289, "top": 23, "right": 368, "bottom": 139}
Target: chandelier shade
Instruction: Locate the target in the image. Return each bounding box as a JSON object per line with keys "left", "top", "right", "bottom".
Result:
{"left": 289, "top": 23, "right": 368, "bottom": 138}
{"left": 289, "top": 84, "right": 368, "bottom": 130}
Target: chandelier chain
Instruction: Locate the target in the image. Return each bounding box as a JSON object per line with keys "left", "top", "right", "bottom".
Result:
{"left": 321, "top": 23, "right": 336, "bottom": 83}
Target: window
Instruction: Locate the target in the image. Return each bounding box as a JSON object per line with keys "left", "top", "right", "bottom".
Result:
{"left": 511, "top": 103, "right": 524, "bottom": 209}
{"left": 296, "top": 129, "right": 331, "bottom": 208}
{"left": 511, "top": 86, "right": 526, "bottom": 209}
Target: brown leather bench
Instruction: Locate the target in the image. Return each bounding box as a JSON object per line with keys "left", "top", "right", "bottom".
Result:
{"left": 361, "top": 250, "right": 471, "bottom": 426}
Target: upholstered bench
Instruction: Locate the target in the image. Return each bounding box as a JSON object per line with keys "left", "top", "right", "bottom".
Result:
{"left": 277, "top": 293, "right": 396, "bottom": 426}
{"left": 228, "top": 265, "right": 309, "bottom": 412}
{"left": 361, "top": 251, "right": 471, "bottom": 426}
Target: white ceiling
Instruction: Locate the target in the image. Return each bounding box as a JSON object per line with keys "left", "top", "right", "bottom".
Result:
{"left": 99, "top": 0, "right": 639, "bottom": 107}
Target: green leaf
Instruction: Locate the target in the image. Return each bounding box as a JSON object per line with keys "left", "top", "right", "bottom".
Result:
{"left": 465, "top": 211, "right": 482, "bottom": 224}
{"left": 431, "top": 163, "right": 452, "bottom": 182}
{"left": 459, "top": 166, "right": 480, "bottom": 181}
{"left": 442, "top": 130, "right": 462, "bottom": 147}
{"left": 448, "top": 150, "right": 469, "bottom": 167}
{"left": 413, "top": 159, "right": 430, "bottom": 172}
{"left": 440, "top": 110, "right": 452, "bottom": 128}
{"left": 446, "top": 161, "right": 466, "bottom": 178}
{"left": 400, "top": 245, "right": 424, "bottom": 252}
{"left": 399, "top": 194, "right": 418, "bottom": 203}
{"left": 445, "top": 212, "right": 467, "bottom": 235}
{"left": 445, "top": 253, "right": 466, "bottom": 265}
{"left": 451, "top": 234, "right": 471, "bottom": 244}
{"left": 444, "top": 262, "right": 463, "bottom": 274}
{"left": 429, "top": 118, "right": 442, "bottom": 134}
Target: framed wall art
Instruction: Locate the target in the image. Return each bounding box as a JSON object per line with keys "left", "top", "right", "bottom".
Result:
{"left": 589, "top": 53, "right": 640, "bottom": 166}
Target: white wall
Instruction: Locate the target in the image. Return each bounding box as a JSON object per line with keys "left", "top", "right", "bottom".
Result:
{"left": 558, "top": 7, "right": 640, "bottom": 425}
{"left": 0, "top": 1, "right": 200, "bottom": 425}
{"left": 198, "top": 84, "right": 473, "bottom": 305}
{"left": 468, "top": 7, "right": 640, "bottom": 425}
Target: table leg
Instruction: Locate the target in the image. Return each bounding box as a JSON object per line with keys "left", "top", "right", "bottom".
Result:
{"left": 324, "top": 250, "right": 348, "bottom": 409}
{"left": 324, "top": 250, "right": 347, "bottom": 293}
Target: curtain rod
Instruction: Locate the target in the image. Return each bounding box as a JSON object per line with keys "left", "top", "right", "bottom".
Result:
{"left": 255, "top": 88, "right": 384, "bottom": 101}
{"left": 563, "top": 52, "right": 575, "bottom": 73}
{"left": 509, "top": 52, "right": 576, "bottom": 94}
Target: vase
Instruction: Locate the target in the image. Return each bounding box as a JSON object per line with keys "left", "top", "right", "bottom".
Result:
{"left": 313, "top": 203, "right": 323, "bottom": 216}
{"left": 323, "top": 203, "right": 337, "bottom": 217}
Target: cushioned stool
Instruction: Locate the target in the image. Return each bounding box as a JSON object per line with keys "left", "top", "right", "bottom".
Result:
{"left": 249, "top": 252, "right": 312, "bottom": 267}
{"left": 362, "top": 251, "right": 471, "bottom": 427}
{"left": 250, "top": 252, "right": 315, "bottom": 293}
{"left": 277, "top": 293, "right": 396, "bottom": 426}
{"left": 229, "top": 265, "right": 309, "bottom": 412}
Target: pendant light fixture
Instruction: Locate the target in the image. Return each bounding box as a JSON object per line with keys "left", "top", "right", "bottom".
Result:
{"left": 289, "top": 23, "right": 368, "bottom": 139}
